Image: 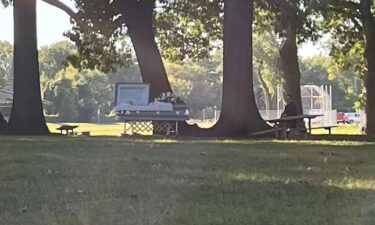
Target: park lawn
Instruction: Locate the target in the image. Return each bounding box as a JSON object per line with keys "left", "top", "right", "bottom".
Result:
{"left": 0, "top": 137, "right": 374, "bottom": 225}
{"left": 48, "top": 123, "right": 125, "bottom": 136}
{"left": 310, "top": 124, "right": 362, "bottom": 135}
{"left": 47, "top": 123, "right": 362, "bottom": 136}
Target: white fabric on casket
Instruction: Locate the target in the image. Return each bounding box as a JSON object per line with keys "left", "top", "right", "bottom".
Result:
{"left": 114, "top": 101, "right": 173, "bottom": 111}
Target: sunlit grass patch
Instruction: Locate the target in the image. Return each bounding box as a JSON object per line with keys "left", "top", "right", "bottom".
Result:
{"left": 311, "top": 124, "right": 361, "bottom": 135}
{"left": 48, "top": 122, "right": 125, "bottom": 136}
{"left": 273, "top": 139, "right": 373, "bottom": 146}
{"left": 326, "top": 177, "right": 375, "bottom": 190}
{"left": 153, "top": 139, "right": 179, "bottom": 144}
{"left": 232, "top": 172, "right": 280, "bottom": 183}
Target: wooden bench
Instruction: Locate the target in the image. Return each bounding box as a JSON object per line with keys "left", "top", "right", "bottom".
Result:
{"left": 252, "top": 125, "right": 337, "bottom": 139}
{"left": 81, "top": 131, "right": 90, "bottom": 136}
{"left": 249, "top": 127, "right": 283, "bottom": 136}
{"left": 266, "top": 114, "right": 323, "bottom": 139}
{"left": 73, "top": 131, "right": 91, "bottom": 136}
{"left": 56, "top": 125, "right": 79, "bottom": 135}
{"left": 308, "top": 125, "right": 338, "bottom": 135}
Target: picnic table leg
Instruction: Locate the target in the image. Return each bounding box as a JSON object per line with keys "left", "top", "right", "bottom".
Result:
{"left": 308, "top": 118, "right": 312, "bottom": 135}
{"left": 275, "top": 123, "right": 279, "bottom": 139}
{"left": 303, "top": 118, "right": 308, "bottom": 139}
{"left": 123, "top": 122, "right": 129, "bottom": 135}
{"left": 283, "top": 122, "right": 287, "bottom": 140}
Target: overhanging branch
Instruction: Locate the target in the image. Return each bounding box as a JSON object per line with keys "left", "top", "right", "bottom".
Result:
{"left": 277, "top": 0, "right": 298, "bottom": 13}
{"left": 42, "top": 0, "right": 80, "bottom": 21}
{"left": 327, "top": 5, "right": 359, "bottom": 19}
{"left": 343, "top": 1, "right": 360, "bottom": 11}
{"left": 304, "top": 0, "right": 317, "bottom": 16}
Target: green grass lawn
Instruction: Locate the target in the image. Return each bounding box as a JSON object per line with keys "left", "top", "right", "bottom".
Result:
{"left": 0, "top": 136, "right": 374, "bottom": 225}
{"left": 48, "top": 123, "right": 125, "bottom": 136}
{"left": 311, "top": 124, "right": 363, "bottom": 135}
{"left": 47, "top": 123, "right": 363, "bottom": 136}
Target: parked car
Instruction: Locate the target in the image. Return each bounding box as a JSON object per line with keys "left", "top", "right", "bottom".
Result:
{"left": 337, "top": 112, "right": 349, "bottom": 124}
{"left": 344, "top": 112, "right": 361, "bottom": 124}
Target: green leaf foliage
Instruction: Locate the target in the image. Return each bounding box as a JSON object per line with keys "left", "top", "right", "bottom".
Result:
{"left": 0, "top": 41, "right": 13, "bottom": 89}
{"left": 39, "top": 41, "right": 76, "bottom": 78}
{"left": 1, "top": 0, "right": 12, "bottom": 7}
{"left": 66, "top": 0, "right": 225, "bottom": 69}
{"left": 66, "top": 0, "right": 132, "bottom": 72}
{"left": 316, "top": 0, "right": 374, "bottom": 110}
{"left": 254, "top": 0, "right": 322, "bottom": 43}
{"left": 155, "top": 0, "right": 223, "bottom": 62}
{"left": 300, "top": 55, "right": 363, "bottom": 110}
{"left": 316, "top": 0, "right": 373, "bottom": 78}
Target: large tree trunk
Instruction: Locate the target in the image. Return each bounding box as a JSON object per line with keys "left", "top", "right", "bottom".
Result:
{"left": 212, "top": 0, "right": 269, "bottom": 136}
{"left": 279, "top": 24, "right": 304, "bottom": 115}
{"left": 7, "top": 0, "right": 49, "bottom": 135}
{"left": 0, "top": 111, "right": 7, "bottom": 133}
{"left": 121, "top": 0, "right": 172, "bottom": 99}
{"left": 361, "top": 0, "right": 375, "bottom": 135}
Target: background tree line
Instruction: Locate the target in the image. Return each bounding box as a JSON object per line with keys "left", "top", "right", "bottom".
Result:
{"left": 1, "top": 0, "right": 373, "bottom": 135}
{"left": 1, "top": 38, "right": 362, "bottom": 122}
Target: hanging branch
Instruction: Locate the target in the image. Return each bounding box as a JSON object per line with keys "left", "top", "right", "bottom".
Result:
{"left": 42, "top": 0, "right": 80, "bottom": 21}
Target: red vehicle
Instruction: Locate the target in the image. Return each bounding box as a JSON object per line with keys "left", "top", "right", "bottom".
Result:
{"left": 337, "top": 112, "right": 349, "bottom": 124}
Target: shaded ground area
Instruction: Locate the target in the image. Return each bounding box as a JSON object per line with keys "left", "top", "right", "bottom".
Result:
{"left": 0, "top": 137, "right": 374, "bottom": 225}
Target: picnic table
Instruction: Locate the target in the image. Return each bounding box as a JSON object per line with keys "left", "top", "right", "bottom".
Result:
{"left": 56, "top": 125, "right": 79, "bottom": 135}
{"left": 266, "top": 114, "right": 323, "bottom": 139}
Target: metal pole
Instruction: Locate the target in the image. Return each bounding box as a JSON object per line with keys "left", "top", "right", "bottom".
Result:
{"left": 277, "top": 85, "right": 280, "bottom": 117}
{"left": 311, "top": 86, "right": 314, "bottom": 110}
{"left": 320, "top": 85, "right": 326, "bottom": 111}
{"left": 124, "top": 121, "right": 126, "bottom": 135}
{"left": 330, "top": 85, "right": 333, "bottom": 125}
{"left": 330, "top": 85, "right": 332, "bottom": 109}
{"left": 97, "top": 109, "right": 100, "bottom": 124}
{"left": 214, "top": 106, "right": 217, "bottom": 121}
{"left": 324, "top": 85, "right": 327, "bottom": 126}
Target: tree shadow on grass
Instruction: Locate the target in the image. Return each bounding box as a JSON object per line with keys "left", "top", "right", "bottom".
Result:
{"left": 170, "top": 174, "right": 375, "bottom": 225}
{"left": 0, "top": 138, "right": 374, "bottom": 225}
{"left": 168, "top": 140, "right": 375, "bottom": 224}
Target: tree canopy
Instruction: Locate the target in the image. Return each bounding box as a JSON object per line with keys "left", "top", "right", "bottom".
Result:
{"left": 318, "top": 0, "right": 375, "bottom": 134}
{"left": 2, "top": 0, "right": 375, "bottom": 135}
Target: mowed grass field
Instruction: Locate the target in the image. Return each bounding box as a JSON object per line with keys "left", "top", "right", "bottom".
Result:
{"left": 47, "top": 123, "right": 363, "bottom": 136}
{"left": 0, "top": 136, "right": 374, "bottom": 225}
{"left": 48, "top": 123, "right": 125, "bottom": 136}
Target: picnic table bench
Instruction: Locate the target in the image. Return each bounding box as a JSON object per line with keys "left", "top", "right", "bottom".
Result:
{"left": 266, "top": 114, "right": 323, "bottom": 139}
{"left": 308, "top": 125, "right": 338, "bottom": 135}
{"left": 56, "top": 125, "right": 79, "bottom": 135}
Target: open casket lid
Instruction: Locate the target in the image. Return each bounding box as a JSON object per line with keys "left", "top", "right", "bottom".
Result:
{"left": 115, "top": 83, "right": 150, "bottom": 106}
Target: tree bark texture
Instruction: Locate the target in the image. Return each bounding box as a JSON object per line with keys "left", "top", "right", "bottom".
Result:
{"left": 361, "top": 0, "right": 375, "bottom": 135}
{"left": 0, "top": 111, "right": 7, "bottom": 133}
{"left": 8, "top": 0, "right": 49, "bottom": 135}
{"left": 121, "top": 0, "right": 172, "bottom": 99}
{"left": 213, "top": 0, "right": 269, "bottom": 136}
{"left": 279, "top": 23, "right": 304, "bottom": 115}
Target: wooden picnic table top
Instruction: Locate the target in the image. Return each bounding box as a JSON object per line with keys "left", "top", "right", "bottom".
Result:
{"left": 56, "top": 125, "right": 79, "bottom": 130}
{"left": 266, "top": 114, "right": 323, "bottom": 123}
